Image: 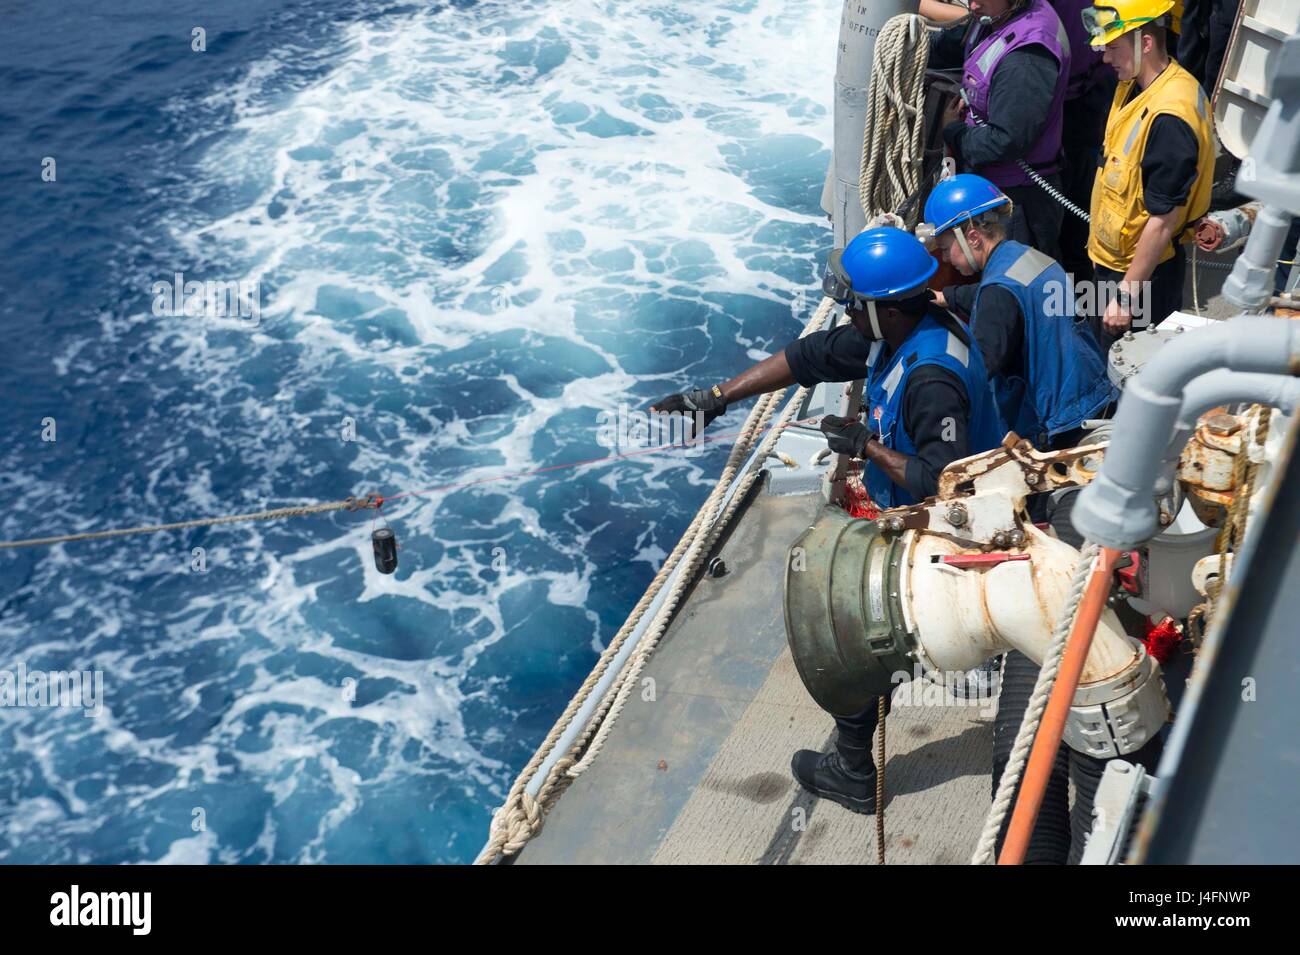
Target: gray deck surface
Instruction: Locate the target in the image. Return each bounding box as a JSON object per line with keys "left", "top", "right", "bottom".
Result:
{"left": 514, "top": 259, "right": 1244, "bottom": 866}
{"left": 516, "top": 485, "right": 994, "bottom": 865}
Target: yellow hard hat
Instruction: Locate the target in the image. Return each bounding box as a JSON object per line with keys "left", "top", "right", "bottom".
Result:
{"left": 1082, "top": 0, "right": 1175, "bottom": 48}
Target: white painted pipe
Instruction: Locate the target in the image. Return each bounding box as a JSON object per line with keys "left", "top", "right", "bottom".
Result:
{"left": 900, "top": 524, "right": 1139, "bottom": 685}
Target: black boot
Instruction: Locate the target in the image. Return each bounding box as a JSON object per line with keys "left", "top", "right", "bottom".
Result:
{"left": 790, "top": 745, "right": 877, "bottom": 815}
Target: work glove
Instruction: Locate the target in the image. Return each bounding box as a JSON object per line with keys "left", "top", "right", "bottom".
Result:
{"left": 650, "top": 385, "right": 727, "bottom": 437}
{"left": 820, "top": 413, "right": 873, "bottom": 458}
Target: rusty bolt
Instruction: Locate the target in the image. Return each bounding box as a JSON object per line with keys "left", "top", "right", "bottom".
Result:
{"left": 946, "top": 503, "right": 968, "bottom": 527}
{"left": 1025, "top": 471, "right": 1040, "bottom": 485}
{"left": 1158, "top": 510, "right": 1173, "bottom": 526}
{"left": 992, "top": 531, "right": 1009, "bottom": 547}
{"left": 1205, "top": 413, "right": 1241, "bottom": 436}
{"left": 1009, "top": 529, "right": 1025, "bottom": 546}
{"left": 887, "top": 516, "right": 905, "bottom": 532}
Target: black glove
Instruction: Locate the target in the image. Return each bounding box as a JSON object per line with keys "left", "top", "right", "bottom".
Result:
{"left": 820, "top": 413, "right": 873, "bottom": 458}
{"left": 650, "top": 385, "right": 727, "bottom": 437}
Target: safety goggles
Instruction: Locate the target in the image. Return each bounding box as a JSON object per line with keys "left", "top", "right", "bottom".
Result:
{"left": 823, "top": 250, "right": 888, "bottom": 340}
{"left": 822, "top": 248, "right": 862, "bottom": 306}
{"left": 1080, "top": 6, "right": 1156, "bottom": 43}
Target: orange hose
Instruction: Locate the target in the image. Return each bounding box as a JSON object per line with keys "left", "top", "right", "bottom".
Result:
{"left": 998, "top": 546, "right": 1122, "bottom": 865}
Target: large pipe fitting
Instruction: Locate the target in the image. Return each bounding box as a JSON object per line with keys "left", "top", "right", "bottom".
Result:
{"left": 1074, "top": 316, "right": 1300, "bottom": 551}
{"left": 783, "top": 507, "right": 1169, "bottom": 755}
{"left": 1063, "top": 647, "right": 1170, "bottom": 758}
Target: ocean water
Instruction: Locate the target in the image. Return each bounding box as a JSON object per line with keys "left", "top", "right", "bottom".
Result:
{"left": 0, "top": 0, "right": 838, "bottom": 863}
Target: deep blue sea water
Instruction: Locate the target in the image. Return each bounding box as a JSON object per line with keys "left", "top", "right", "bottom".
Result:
{"left": 0, "top": 0, "right": 838, "bottom": 862}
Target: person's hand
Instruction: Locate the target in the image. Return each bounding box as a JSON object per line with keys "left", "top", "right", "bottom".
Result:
{"left": 941, "top": 94, "right": 966, "bottom": 128}
{"left": 1102, "top": 295, "right": 1132, "bottom": 336}
{"left": 1194, "top": 216, "right": 1225, "bottom": 252}
{"left": 650, "top": 386, "right": 727, "bottom": 437}
{"left": 819, "top": 413, "right": 873, "bottom": 458}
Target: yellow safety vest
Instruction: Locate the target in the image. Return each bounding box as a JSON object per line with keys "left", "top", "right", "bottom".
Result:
{"left": 1088, "top": 59, "right": 1214, "bottom": 274}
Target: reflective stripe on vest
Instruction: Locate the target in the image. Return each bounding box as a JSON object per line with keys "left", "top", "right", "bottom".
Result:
{"left": 1088, "top": 60, "right": 1215, "bottom": 274}
{"left": 975, "top": 240, "right": 1116, "bottom": 443}
{"left": 863, "top": 313, "right": 1004, "bottom": 509}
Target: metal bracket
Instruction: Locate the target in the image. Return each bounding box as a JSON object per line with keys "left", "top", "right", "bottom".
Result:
{"left": 1080, "top": 760, "right": 1154, "bottom": 865}
{"left": 868, "top": 434, "right": 1108, "bottom": 547}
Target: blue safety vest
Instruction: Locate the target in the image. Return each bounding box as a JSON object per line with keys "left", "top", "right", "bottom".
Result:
{"left": 974, "top": 240, "right": 1115, "bottom": 445}
{"left": 864, "top": 312, "right": 1005, "bottom": 509}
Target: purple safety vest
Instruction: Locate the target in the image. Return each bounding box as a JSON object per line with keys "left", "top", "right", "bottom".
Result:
{"left": 961, "top": 0, "right": 1071, "bottom": 188}
{"left": 1050, "top": 0, "right": 1107, "bottom": 100}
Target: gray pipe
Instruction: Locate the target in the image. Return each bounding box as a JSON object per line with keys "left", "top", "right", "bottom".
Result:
{"left": 822, "top": 0, "right": 911, "bottom": 246}
{"left": 1155, "top": 371, "right": 1300, "bottom": 494}
{"left": 1223, "top": 205, "right": 1294, "bottom": 312}
{"left": 1175, "top": 370, "right": 1300, "bottom": 435}
{"left": 1073, "top": 316, "right": 1300, "bottom": 550}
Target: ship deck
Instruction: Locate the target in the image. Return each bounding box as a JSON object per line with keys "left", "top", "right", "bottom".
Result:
{"left": 514, "top": 482, "right": 994, "bottom": 865}
{"left": 512, "top": 263, "right": 1243, "bottom": 866}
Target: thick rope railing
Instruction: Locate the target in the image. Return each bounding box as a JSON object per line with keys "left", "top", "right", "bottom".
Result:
{"left": 566, "top": 357, "right": 827, "bottom": 779}
{"left": 474, "top": 296, "right": 836, "bottom": 864}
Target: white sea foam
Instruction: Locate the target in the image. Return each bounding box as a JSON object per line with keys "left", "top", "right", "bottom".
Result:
{"left": 6, "top": 0, "right": 840, "bottom": 862}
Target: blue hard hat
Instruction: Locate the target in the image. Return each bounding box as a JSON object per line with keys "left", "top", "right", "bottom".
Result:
{"left": 823, "top": 227, "right": 937, "bottom": 304}
{"left": 924, "top": 174, "right": 1011, "bottom": 235}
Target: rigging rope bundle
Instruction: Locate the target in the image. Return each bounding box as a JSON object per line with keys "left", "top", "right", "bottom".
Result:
{"left": 858, "top": 15, "right": 930, "bottom": 225}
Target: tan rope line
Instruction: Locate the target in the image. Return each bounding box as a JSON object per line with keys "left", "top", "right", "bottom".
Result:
{"left": 0, "top": 495, "right": 384, "bottom": 550}
{"left": 875, "top": 696, "right": 886, "bottom": 865}
{"left": 475, "top": 296, "right": 836, "bottom": 864}
{"left": 858, "top": 15, "right": 929, "bottom": 225}
{"left": 473, "top": 390, "right": 785, "bottom": 862}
